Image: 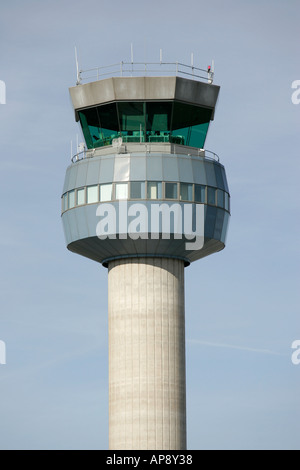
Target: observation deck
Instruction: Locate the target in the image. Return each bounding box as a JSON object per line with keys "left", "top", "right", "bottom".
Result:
{"left": 61, "top": 61, "right": 230, "bottom": 267}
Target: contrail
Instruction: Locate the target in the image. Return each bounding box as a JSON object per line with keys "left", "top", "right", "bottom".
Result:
{"left": 188, "top": 339, "right": 285, "bottom": 356}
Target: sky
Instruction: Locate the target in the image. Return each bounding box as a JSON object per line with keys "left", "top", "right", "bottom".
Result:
{"left": 0, "top": 0, "right": 299, "bottom": 450}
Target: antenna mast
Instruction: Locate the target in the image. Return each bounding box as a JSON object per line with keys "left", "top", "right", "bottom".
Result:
{"left": 75, "top": 46, "right": 81, "bottom": 85}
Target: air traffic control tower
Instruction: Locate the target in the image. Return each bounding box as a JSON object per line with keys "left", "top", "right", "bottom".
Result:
{"left": 61, "top": 60, "right": 230, "bottom": 450}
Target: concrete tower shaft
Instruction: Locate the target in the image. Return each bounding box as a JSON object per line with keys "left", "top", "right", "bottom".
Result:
{"left": 108, "top": 257, "right": 186, "bottom": 450}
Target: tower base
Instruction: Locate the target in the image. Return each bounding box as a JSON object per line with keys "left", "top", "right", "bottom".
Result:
{"left": 108, "top": 257, "right": 186, "bottom": 450}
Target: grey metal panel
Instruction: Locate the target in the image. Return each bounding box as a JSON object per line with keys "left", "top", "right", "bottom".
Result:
{"left": 62, "top": 166, "right": 71, "bottom": 194}
{"left": 214, "top": 163, "right": 225, "bottom": 190}
{"left": 86, "top": 159, "right": 101, "bottom": 186}
{"left": 61, "top": 212, "right": 71, "bottom": 244}
{"left": 99, "top": 156, "right": 115, "bottom": 183}
{"left": 144, "top": 77, "right": 176, "bottom": 100}
{"left": 75, "top": 161, "right": 89, "bottom": 188}
{"left": 205, "top": 206, "right": 217, "bottom": 239}
{"left": 174, "top": 77, "right": 220, "bottom": 115}
{"left": 221, "top": 212, "right": 230, "bottom": 244}
{"left": 114, "top": 156, "right": 130, "bottom": 181}
{"left": 191, "top": 159, "right": 207, "bottom": 185}
{"left": 75, "top": 206, "right": 90, "bottom": 240}
{"left": 67, "top": 164, "right": 78, "bottom": 191}
{"left": 163, "top": 156, "right": 179, "bottom": 181}
{"left": 85, "top": 204, "right": 99, "bottom": 237}
{"left": 214, "top": 209, "right": 225, "bottom": 240}
{"left": 130, "top": 156, "right": 146, "bottom": 181}
{"left": 205, "top": 162, "right": 217, "bottom": 187}
{"left": 66, "top": 209, "right": 79, "bottom": 243}
{"left": 146, "top": 155, "right": 163, "bottom": 181}
{"left": 69, "top": 76, "right": 219, "bottom": 118}
{"left": 178, "top": 157, "right": 193, "bottom": 183}
{"left": 113, "top": 77, "right": 146, "bottom": 101}
{"left": 221, "top": 166, "right": 229, "bottom": 193}
{"left": 69, "top": 78, "right": 116, "bottom": 117}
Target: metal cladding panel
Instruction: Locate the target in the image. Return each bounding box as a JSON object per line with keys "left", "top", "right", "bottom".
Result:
{"left": 86, "top": 159, "right": 101, "bottom": 186}
{"left": 67, "top": 163, "right": 78, "bottom": 191}
{"left": 99, "top": 156, "right": 115, "bottom": 183}
{"left": 130, "top": 156, "right": 146, "bottom": 181}
{"left": 66, "top": 209, "right": 79, "bottom": 242}
{"left": 221, "top": 166, "right": 229, "bottom": 193}
{"left": 67, "top": 235, "right": 225, "bottom": 266}
{"left": 174, "top": 77, "right": 220, "bottom": 111}
{"left": 205, "top": 206, "right": 217, "bottom": 239}
{"left": 214, "top": 209, "right": 225, "bottom": 240}
{"left": 62, "top": 166, "right": 71, "bottom": 194}
{"left": 69, "top": 78, "right": 116, "bottom": 114}
{"left": 61, "top": 211, "right": 71, "bottom": 243}
{"left": 144, "top": 76, "right": 176, "bottom": 100}
{"left": 69, "top": 76, "right": 219, "bottom": 116}
{"left": 191, "top": 159, "right": 207, "bottom": 185}
{"left": 146, "top": 155, "right": 163, "bottom": 181}
{"left": 178, "top": 157, "right": 194, "bottom": 183}
{"left": 113, "top": 156, "right": 130, "bottom": 181}
{"left": 63, "top": 195, "right": 228, "bottom": 266}
{"left": 75, "top": 161, "right": 88, "bottom": 188}
{"left": 205, "top": 162, "right": 217, "bottom": 187}
{"left": 214, "top": 163, "right": 225, "bottom": 191}
{"left": 221, "top": 211, "right": 230, "bottom": 244}
{"left": 75, "top": 206, "right": 89, "bottom": 240}
{"left": 113, "top": 77, "right": 146, "bottom": 101}
{"left": 162, "top": 156, "right": 179, "bottom": 181}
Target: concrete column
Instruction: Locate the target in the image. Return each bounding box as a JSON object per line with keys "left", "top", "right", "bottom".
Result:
{"left": 108, "top": 257, "right": 186, "bottom": 450}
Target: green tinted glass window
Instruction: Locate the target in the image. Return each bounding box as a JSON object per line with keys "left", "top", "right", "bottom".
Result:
{"left": 79, "top": 100, "right": 212, "bottom": 149}
{"left": 97, "top": 103, "right": 119, "bottom": 147}
{"left": 79, "top": 108, "right": 100, "bottom": 149}
{"left": 180, "top": 183, "right": 193, "bottom": 201}
{"left": 118, "top": 102, "right": 145, "bottom": 142}
{"left": 77, "top": 188, "right": 85, "bottom": 205}
{"left": 79, "top": 104, "right": 119, "bottom": 149}
{"left": 165, "top": 182, "right": 178, "bottom": 199}
{"left": 195, "top": 184, "right": 206, "bottom": 203}
{"left": 172, "top": 102, "right": 212, "bottom": 148}
{"left": 146, "top": 102, "right": 172, "bottom": 142}
{"left": 130, "top": 181, "right": 145, "bottom": 199}
{"left": 147, "top": 182, "right": 162, "bottom": 199}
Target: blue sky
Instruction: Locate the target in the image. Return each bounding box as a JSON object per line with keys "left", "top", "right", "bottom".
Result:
{"left": 0, "top": 0, "right": 299, "bottom": 450}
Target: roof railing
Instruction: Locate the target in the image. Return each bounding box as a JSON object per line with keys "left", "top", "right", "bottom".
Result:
{"left": 76, "top": 61, "right": 214, "bottom": 85}
{"left": 70, "top": 144, "right": 219, "bottom": 163}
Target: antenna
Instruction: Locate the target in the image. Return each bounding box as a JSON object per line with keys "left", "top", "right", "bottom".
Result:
{"left": 75, "top": 46, "right": 81, "bottom": 85}
{"left": 208, "top": 60, "right": 214, "bottom": 84}
{"left": 130, "top": 43, "right": 134, "bottom": 63}
{"left": 191, "top": 52, "right": 194, "bottom": 75}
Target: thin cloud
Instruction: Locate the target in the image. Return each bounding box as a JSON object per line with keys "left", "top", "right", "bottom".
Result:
{"left": 188, "top": 339, "right": 285, "bottom": 356}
